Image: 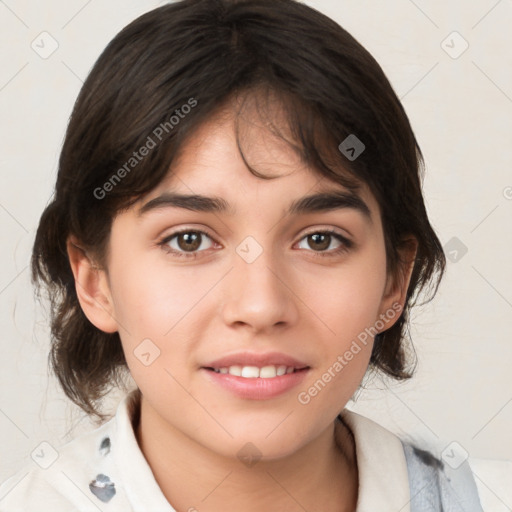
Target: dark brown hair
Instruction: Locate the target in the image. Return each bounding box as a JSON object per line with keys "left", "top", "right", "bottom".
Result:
{"left": 32, "top": 0, "right": 446, "bottom": 418}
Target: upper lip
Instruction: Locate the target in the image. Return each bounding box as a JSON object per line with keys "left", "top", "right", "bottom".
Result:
{"left": 202, "top": 352, "right": 309, "bottom": 369}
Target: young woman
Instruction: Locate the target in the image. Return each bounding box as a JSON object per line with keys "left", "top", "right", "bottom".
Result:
{"left": 0, "top": 0, "right": 505, "bottom": 510}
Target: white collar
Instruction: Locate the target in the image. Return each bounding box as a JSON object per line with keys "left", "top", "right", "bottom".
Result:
{"left": 339, "top": 408, "right": 411, "bottom": 512}
{"left": 113, "top": 390, "right": 173, "bottom": 510}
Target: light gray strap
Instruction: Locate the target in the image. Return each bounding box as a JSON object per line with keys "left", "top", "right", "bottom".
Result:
{"left": 401, "top": 441, "right": 484, "bottom": 512}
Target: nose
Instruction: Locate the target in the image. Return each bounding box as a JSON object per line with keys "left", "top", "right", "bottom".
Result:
{"left": 220, "top": 247, "right": 299, "bottom": 334}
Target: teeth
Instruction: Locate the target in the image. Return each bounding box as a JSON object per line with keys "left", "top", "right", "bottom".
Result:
{"left": 212, "top": 365, "right": 299, "bottom": 378}
{"left": 228, "top": 365, "right": 242, "bottom": 377}
{"left": 241, "top": 366, "right": 260, "bottom": 378}
{"left": 276, "top": 365, "right": 287, "bottom": 376}
{"left": 259, "top": 365, "right": 277, "bottom": 378}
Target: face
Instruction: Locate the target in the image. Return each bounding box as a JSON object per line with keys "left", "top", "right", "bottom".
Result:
{"left": 89, "top": 105, "right": 406, "bottom": 460}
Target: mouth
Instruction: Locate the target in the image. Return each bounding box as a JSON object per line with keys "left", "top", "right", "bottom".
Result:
{"left": 203, "top": 364, "right": 309, "bottom": 379}
{"left": 200, "top": 351, "right": 312, "bottom": 400}
{"left": 200, "top": 353, "right": 311, "bottom": 399}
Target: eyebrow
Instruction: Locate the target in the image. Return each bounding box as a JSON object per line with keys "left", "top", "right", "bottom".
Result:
{"left": 138, "top": 190, "right": 372, "bottom": 221}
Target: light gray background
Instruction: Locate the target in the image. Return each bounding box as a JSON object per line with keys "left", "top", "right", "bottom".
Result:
{"left": 1, "top": 0, "right": 511, "bottom": 489}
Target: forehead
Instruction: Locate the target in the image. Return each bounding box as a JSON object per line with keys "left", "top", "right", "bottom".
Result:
{"left": 138, "top": 105, "right": 380, "bottom": 222}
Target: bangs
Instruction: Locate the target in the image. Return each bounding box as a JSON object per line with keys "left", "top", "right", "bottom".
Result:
{"left": 96, "top": 82, "right": 367, "bottom": 225}
{"left": 158, "top": 83, "right": 365, "bottom": 195}
{"left": 230, "top": 84, "right": 364, "bottom": 191}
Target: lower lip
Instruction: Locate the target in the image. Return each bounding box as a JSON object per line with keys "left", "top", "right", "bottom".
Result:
{"left": 201, "top": 368, "right": 309, "bottom": 400}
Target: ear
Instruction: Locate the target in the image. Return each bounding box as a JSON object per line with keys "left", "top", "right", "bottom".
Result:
{"left": 377, "top": 237, "right": 418, "bottom": 330}
{"left": 66, "top": 236, "right": 118, "bottom": 333}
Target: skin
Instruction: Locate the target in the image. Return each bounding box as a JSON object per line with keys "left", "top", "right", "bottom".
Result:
{"left": 68, "top": 101, "right": 417, "bottom": 511}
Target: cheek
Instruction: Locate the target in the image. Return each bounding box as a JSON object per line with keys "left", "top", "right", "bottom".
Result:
{"left": 293, "top": 248, "right": 388, "bottom": 408}
{"left": 305, "top": 249, "right": 388, "bottom": 342}
{"left": 106, "top": 249, "right": 213, "bottom": 389}
{"left": 108, "top": 249, "right": 205, "bottom": 337}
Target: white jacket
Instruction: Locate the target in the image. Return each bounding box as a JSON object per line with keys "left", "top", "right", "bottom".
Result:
{"left": 0, "top": 390, "right": 510, "bottom": 511}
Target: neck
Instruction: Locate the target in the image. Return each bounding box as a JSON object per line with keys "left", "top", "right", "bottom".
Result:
{"left": 134, "top": 393, "right": 358, "bottom": 512}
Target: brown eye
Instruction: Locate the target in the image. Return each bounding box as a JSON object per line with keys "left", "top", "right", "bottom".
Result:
{"left": 160, "top": 230, "right": 215, "bottom": 257}
{"left": 298, "top": 232, "right": 343, "bottom": 252}
{"left": 177, "top": 232, "right": 202, "bottom": 252}
{"left": 296, "top": 230, "right": 353, "bottom": 258}
{"left": 306, "top": 233, "right": 331, "bottom": 251}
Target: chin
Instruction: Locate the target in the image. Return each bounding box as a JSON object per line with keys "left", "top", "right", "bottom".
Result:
{"left": 204, "top": 420, "right": 312, "bottom": 462}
